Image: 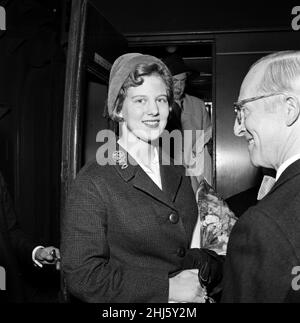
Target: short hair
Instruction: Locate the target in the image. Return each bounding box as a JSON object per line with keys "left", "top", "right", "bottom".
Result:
{"left": 110, "top": 62, "right": 174, "bottom": 122}
{"left": 252, "top": 50, "right": 300, "bottom": 94}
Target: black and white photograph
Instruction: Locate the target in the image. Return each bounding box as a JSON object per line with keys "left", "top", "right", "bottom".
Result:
{"left": 0, "top": 0, "right": 300, "bottom": 312}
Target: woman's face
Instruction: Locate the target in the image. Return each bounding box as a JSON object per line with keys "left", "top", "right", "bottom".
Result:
{"left": 118, "top": 74, "right": 170, "bottom": 143}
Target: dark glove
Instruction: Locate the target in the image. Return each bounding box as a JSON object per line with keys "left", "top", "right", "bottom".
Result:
{"left": 182, "top": 248, "right": 224, "bottom": 299}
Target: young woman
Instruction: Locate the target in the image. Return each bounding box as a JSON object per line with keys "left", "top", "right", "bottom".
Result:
{"left": 61, "top": 53, "right": 211, "bottom": 303}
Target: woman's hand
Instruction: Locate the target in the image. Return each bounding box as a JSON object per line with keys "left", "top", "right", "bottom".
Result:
{"left": 168, "top": 269, "right": 206, "bottom": 303}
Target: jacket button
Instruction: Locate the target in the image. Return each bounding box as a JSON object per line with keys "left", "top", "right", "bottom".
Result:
{"left": 177, "top": 247, "right": 186, "bottom": 257}
{"left": 169, "top": 213, "right": 179, "bottom": 224}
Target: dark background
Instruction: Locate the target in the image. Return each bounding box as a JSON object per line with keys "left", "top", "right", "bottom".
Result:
{"left": 93, "top": 1, "right": 297, "bottom": 34}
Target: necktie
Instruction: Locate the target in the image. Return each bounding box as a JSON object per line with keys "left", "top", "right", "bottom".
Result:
{"left": 257, "top": 175, "right": 276, "bottom": 200}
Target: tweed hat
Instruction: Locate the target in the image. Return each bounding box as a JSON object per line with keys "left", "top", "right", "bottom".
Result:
{"left": 107, "top": 53, "right": 169, "bottom": 119}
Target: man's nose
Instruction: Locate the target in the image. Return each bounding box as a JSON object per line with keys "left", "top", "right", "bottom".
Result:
{"left": 233, "top": 118, "right": 246, "bottom": 137}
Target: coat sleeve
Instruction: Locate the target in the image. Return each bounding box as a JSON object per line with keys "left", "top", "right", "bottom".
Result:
{"left": 61, "top": 173, "right": 169, "bottom": 303}
{"left": 186, "top": 96, "right": 211, "bottom": 132}
{"left": 221, "top": 208, "right": 298, "bottom": 303}
{"left": 0, "top": 174, "right": 35, "bottom": 265}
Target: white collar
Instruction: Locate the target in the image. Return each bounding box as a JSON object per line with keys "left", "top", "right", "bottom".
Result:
{"left": 117, "top": 139, "right": 159, "bottom": 172}
{"left": 276, "top": 154, "right": 300, "bottom": 181}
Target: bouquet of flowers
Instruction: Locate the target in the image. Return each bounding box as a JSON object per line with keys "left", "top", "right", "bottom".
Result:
{"left": 196, "top": 179, "right": 237, "bottom": 255}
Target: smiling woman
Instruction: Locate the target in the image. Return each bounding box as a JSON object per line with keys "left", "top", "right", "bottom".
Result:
{"left": 108, "top": 57, "right": 173, "bottom": 145}
{"left": 118, "top": 75, "right": 169, "bottom": 143}
{"left": 61, "top": 53, "right": 223, "bottom": 303}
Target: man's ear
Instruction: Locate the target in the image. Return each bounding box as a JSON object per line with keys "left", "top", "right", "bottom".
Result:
{"left": 285, "top": 96, "right": 300, "bottom": 126}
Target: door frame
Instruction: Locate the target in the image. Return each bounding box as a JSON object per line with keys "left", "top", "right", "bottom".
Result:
{"left": 60, "top": 0, "right": 89, "bottom": 302}
{"left": 61, "top": 0, "right": 87, "bottom": 206}
{"left": 61, "top": 0, "right": 127, "bottom": 206}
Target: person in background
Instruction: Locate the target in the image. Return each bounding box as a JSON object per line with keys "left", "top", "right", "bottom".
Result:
{"left": 61, "top": 53, "right": 222, "bottom": 303}
{"left": 0, "top": 171, "right": 60, "bottom": 302}
{"left": 222, "top": 50, "right": 300, "bottom": 303}
{"left": 162, "top": 53, "right": 212, "bottom": 192}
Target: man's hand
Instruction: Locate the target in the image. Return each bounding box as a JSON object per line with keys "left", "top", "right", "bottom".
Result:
{"left": 34, "top": 246, "right": 61, "bottom": 270}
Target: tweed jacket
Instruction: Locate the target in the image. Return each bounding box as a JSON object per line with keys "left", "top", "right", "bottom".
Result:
{"left": 61, "top": 149, "right": 198, "bottom": 303}
{"left": 221, "top": 159, "right": 300, "bottom": 303}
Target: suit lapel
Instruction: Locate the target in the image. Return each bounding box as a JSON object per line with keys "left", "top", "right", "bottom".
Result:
{"left": 268, "top": 159, "right": 300, "bottom": 195}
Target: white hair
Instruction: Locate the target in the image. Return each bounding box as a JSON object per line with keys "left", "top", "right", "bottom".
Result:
{"left": 251, "top": 51, "right": 300, "bottom": 94}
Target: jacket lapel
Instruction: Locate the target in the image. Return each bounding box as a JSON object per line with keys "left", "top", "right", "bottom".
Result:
{"left": 112, "top": 146, "right": 182, "bottom": 209}
{"left": 160, "top": 157, "right": 183, "bottom": 203}
{"left": 268, "top": 159, "right": 300, "bottom": 195}
{"left": 132, "top": 167, "right": 175, "bottom": 209}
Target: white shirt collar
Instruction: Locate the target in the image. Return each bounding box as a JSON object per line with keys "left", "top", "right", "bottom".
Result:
{"left": 117, "top": 139, "right": 162, "bottom": 189}
{"left": 117, "top": 139, "right": 159, "bottom": 171}
{"left": 276, "top": 154, "right": 300, "bottom": 181}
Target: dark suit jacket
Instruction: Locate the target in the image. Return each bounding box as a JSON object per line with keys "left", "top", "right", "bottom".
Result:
{"left": 61, "top": 149, "right": 198, "bottom": 303}
{"left": 225, "top": 185, "right": 259, "bottom": 218}
{"left": 221, "top": 160, "right": 300, "bottom": 303}
{"left": 0, "top": 173, "right": 35, "bottom": 302}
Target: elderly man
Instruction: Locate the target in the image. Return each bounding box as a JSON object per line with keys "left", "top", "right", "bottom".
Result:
{"left": 221, "top": 51, "right": 300, "bottom": 303}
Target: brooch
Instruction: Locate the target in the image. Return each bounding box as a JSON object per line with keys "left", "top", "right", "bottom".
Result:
{"left": 112, "top": 150, "right": 128, "bottom": 169}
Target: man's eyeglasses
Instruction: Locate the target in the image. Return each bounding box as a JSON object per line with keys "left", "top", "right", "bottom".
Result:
{"left": 234, "top": 92, "right": 285, "bottom": 125}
